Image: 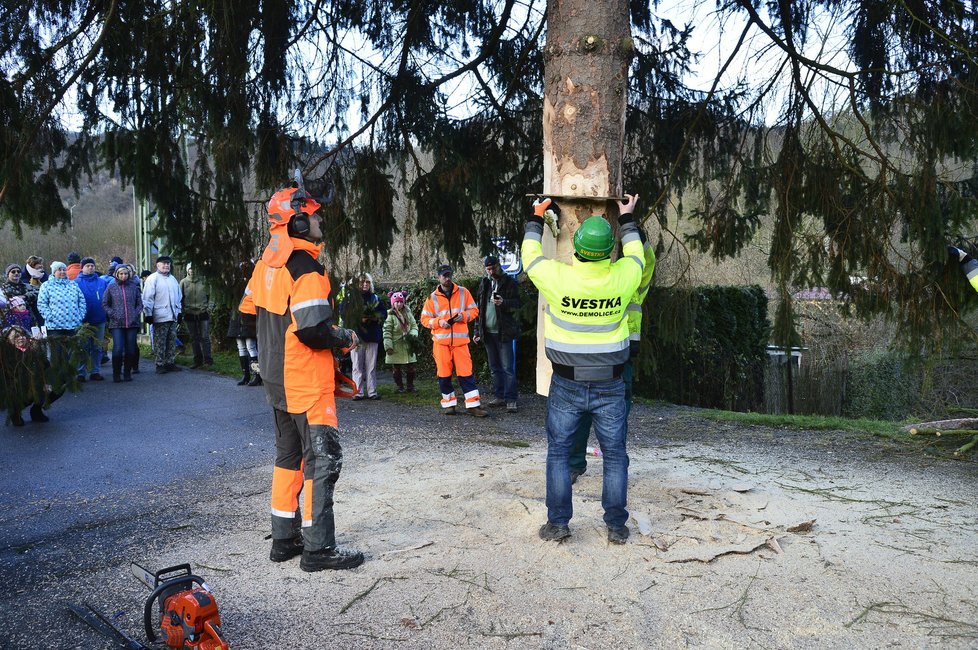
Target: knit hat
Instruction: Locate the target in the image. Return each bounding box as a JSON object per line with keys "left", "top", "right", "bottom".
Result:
{"left": 483, "top": 255, "right": 500, "bottom": 267}
{"left": 67, "top": 252, "right": 81, "bottom": 264}
{"left": 5, "top": 263, "right": 22, "bottom": 275}
{"left": 436, "top": 264, "right": 453, "bottom": 277}
{"left": 113, "top": 264, "right": 131, "bottom": 279}
{"left": 50, "top": 261, "right": 67, "bottom": 273}
{"left": 390, "top": 291, "right": 406, "bottom": 305}
{"left": 80, "top": 257, "right": 95, "bottom": 268}
{"left": 110, "top": 256, "right": 124, "bottom": 265}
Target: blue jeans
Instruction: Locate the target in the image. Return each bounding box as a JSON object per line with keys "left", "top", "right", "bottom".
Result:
{"left": 80, "top": 322, "right": 106, "bottom": 375}
{"left": 110, "top": 327, "right": 139, "bottom": 359}
{"left": 570, "top": 359, "right": 634, "bottom": 474}
{"left": 483, "top": 332, "right": 517, "bottom": 401}
{"left": 545, "top": 373, "right": 629, "bottom": 528}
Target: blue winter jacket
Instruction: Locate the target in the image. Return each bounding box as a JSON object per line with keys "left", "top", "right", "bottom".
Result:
{"left": 75, "top": 272, "right": 110, "bottom": 324}
{"left": 37, "top": 277, "right": 87, "bottom": 330}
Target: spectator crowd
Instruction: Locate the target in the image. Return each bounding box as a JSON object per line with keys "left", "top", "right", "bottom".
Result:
{"left": 3, "top": 251, "right": 525, "bottom": 426}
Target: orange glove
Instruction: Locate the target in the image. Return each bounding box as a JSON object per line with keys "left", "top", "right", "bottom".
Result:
{"left": 533, "top": 197, "right": 552, "bottom": 217}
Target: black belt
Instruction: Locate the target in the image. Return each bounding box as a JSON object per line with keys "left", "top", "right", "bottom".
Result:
{"left": 552, "top": 363, "right": 623, "bottom": 382}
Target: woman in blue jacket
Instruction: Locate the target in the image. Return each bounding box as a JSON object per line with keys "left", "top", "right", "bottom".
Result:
{"left": 37, "top": 261, "right": 87, "bottom": 380}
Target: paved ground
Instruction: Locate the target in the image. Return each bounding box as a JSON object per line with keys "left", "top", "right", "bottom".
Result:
{"left": 1, "top": 362, "right": 977, "bottom": 649}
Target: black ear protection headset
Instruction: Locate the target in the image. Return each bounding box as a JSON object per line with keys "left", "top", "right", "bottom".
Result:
{"left": 288, "top": 169, "right": 335, "bottom": 238}
{"left": 289, "top": 168, "right": 311, "bottom": 236}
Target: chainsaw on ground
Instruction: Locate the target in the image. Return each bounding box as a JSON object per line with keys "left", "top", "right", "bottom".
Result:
{"left": 133, "top": 562, "right": 230, "bottom": 650}
{"left": 67, "top": 562, "right": 229, "bottom": 650}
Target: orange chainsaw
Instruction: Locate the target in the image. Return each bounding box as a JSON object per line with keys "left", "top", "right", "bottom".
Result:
{"left": 132, "top": 562, "right": 230, "bottom": 650}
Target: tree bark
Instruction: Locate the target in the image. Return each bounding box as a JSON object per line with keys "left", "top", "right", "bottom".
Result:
{"left": 536, "top": 0, "right": 632, "bottom": 395}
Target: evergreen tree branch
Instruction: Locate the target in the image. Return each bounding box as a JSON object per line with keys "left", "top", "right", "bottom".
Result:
{"left": 0, "top": 0, "right": 118, "bottom": 206}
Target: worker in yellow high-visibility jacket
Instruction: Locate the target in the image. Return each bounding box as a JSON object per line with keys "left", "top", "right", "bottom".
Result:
{"left": 950, "top": 245, "right": 978, "bottom": 292}
{"left": 522, "top": 194, "right": 644, "bottom": 545}
{"left": 568, "top": 225, "right": 655, "bottom": 483}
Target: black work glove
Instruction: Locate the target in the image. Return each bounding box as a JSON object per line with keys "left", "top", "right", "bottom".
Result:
{"left": 144, "top": 314, "right": 153, "bottom": 325}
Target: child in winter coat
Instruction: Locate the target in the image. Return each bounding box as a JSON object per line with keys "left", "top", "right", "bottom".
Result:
{"left": 382, "top": 291, "right": 418, "bottom": 392}
{"left": 3, "top": 295, "right": 35, "bottom": 333}
{"left": 1, "top": 325, "right": 60, "bottom": 425}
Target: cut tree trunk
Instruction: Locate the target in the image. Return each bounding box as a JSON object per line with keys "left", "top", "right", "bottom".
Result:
{"left": 536, "top": 0, "right": 633, "bottom": 395}
{"left": 901, "top": 418, "right": 978, "bottom": 434}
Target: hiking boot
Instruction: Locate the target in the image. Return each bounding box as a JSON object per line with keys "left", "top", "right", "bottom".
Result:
{"left": 608, "top": 525, "right": 630, "bottom": 545}
{"left": 368, "top": 394, "right": 380, "bottom": 400}
{"left": 29, "top": 404, "right": 49, "bottom": 422}
{"left": 89, "top": 373, "right": 104, "bottom": 381}
{"left": 77, "top": 375, "right": 87, "bottom": 382}
{"left": 395, "top": 386, "right": 405, "bottom": 393}
{"left": 299, "top": 547, "right": 364, "bottom": 572}
{"left": 191, "top": 360, "right": 203, "bottom": 369}
{"left": 269, "top": 537, "right": 304, "bottom": 563}
{"left": 486, "top": 397, "right": 506, "bottom": 408}
{"left": 352, "top": 395, "right": 364, "bottom": 401}
{"left": 538, "top": 522, "right": 571, "bottom": 542}
{"left": 443, "top": 406, "right": 456, "bottom": 415}
{"left": 10, "top": 412, "right": 25, "bottom": 427}
{"left": 155, "top": 366, "right": 168, "bottom": 374}
{"left": 164, "top": 363, "right": 182, "bottom": 372}
{"left": 570, "top": 468, "right": 585, "bottom": 485}
{"left": 248, "top": 373, "right": 263, "bottom": 386}
{"left": 467, "top": 406, "right": 488, "bottom": 417}
{"left": 507, "top": 401, "right": 518, "bottom": 413}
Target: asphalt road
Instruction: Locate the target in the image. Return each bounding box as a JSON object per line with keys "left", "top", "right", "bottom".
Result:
{"left": 0, "top": 361, "right": 274, "bottom": 555}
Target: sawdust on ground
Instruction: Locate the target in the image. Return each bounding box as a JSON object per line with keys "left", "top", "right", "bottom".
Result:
{"left": 21, "top": 397, "right": 978, "bottom": 649}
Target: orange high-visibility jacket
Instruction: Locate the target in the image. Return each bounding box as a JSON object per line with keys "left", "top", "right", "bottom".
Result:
{"left": 240, "top": 237, "right": 352, "bottom": 414}
{"left": 421, "top": 283, "right": 478, "bottom": 347}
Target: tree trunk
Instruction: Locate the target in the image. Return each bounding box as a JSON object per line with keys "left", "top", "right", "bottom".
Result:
{"left": 536, "top": 0, "right": 632, "bottom": 395}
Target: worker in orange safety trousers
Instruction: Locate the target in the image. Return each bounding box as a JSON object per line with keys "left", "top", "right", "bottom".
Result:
{"left": 420, "top": 264, "right": 488, "bottom": 417}
{"left": 240, "top": 177, "right": 364, "bottom": 572}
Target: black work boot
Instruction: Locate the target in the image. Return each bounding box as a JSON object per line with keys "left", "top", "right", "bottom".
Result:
{"left": 123, "top": 353, "right": 135, "bottom": 381}
{"left": 608, "top": 525, "right": 630, "bottom": 545}
{"left": 236, "top": 355, "right": 250, "bottom": 385}
{"left": 300, "top": 547, "right": 365, "bottom": 572}
{"left": 29, "top": 404, "right": 48, "bottom": 422}
{"left": 539, "top": 522, "right": 571, "bottom": 542}
{"left": 269, "top": 537, "right": 304, "bottom": 562}
{"left": 112, "top": 357, "right": 123, "bottom": 383}
{"left": 247, "top": 357, "right": 262, "bottom": 386}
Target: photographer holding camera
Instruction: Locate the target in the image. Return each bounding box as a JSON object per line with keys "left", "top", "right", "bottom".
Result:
{"left": 472, "top": 255, "right": 521, "bottom": 412}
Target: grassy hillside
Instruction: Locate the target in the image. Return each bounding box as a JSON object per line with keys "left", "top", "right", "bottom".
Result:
{"left": 0, "top": 171, "right": 136, "bottom": 273}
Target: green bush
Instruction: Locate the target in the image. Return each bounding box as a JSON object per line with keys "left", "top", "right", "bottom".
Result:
{"left": 638, "top": 285, "right": 769, "bottom": 411}
{"left": 843, "top": 350, "right": 920, "bottom": 420}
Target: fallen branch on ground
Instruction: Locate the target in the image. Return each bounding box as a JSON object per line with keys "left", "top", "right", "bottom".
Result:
{"left": 339, "top": 576, "right": 406, "bottom": 615}
{"left": 379, "top": 541, "right": 435, "bottom": 557}
{"left": 902, "top": 418, "right": 978, "bottom": 434}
